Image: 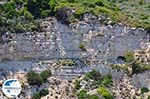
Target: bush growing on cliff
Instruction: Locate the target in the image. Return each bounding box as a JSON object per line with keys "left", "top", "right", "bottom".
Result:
{"left": 85, "top": 69, "right": 102, "bottom": 81}
{"left": 79, "top": 43, "right": 86, "bottom": 51}
{"left": 101, "top": 74, "right": 112, "bottom": 87}
{"left": 32, "top": 89, "right": 49, "bottom": 99}
{"left": 75, "top": 80, "right": 81, "bottom": 90}
{"left": 89, "top": 94, "right": 99, "bottom": 99}
{"left": 27, "top": 70, "right": 51, "bottom": 85}
{"left": 39, "top": 89, "right": 49, "bottom": 96}
{"left": 124, "top": 51, "right": 134, "bottom": 62}
{"left": 0, "top": 0, "right": 149, "bottom": 35}
{"left": 27, "top": 71, "right": 43, "bottom": 85}
{"left": 77, "top": 90, "right": 89, "bottom": 99}
{"left": 77, "top": 90, "right": 99, "bottom": 99}
{"left": 32, "top": 92, "right": 41, "bottom": 99}
{"left": 26, "top": 0, "right": 50, "bottom": 18}
{"left": 40, "top": 69, "right": 51, "bottom": 83}
{"left": 97, "top": 86, "right": 113, "bottom": 99}
{"left": 141, "top": 87, "right": 149, "bottom": 94}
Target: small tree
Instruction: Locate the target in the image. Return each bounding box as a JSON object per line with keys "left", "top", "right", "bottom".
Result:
{"left": 27, "top": 71, "right": 43, "bottom": 85}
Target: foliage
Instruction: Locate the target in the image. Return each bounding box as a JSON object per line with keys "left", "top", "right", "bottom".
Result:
{"left": 116, "top": 0, "right": 150, "bottom": 29}
{"left": 141, "top": 87, "right": 149, "bottom": 94}
{"left": 1, "top": 0, "right": 149, "bottom": 35}
{"left": 79, "top": 43, "right": 86, "bottom": 51}
{"left": 27, "top": 70, "right": 43, "bottom": 85}
{"left": 41, "top": 10, "right": 51, "bottom": 18}
{"left": 84, "top": 70, "right": 112, "bottom": 87}
{"left": 101, "top": 74, "right": 112, "bottom": 87}
{"left": 40, "top": 70, "right": 51, "bottom": 83}
{"left": 89, "top": 94, "right": 99, "bottom": 99}
{"left": 132, "top": 62, "right": 150, "bottom": 74}
{"left": 39, "top": 89, "right": 49, "bottom": 96}
{"left": 85, "top": 69, "right": 102, "bottom": 81}
{"left": 139, "top": 0, "right": 144, "bottom": 5}
{"left": 76, "top": 70, "right": 113, "bottom": 99}
{"left": 27, "top": 70, "right": 51, "bottom": 85}
{"left": 77, "top": 90, "right": 99, "bottom": 99}
{"left": 49, "top": 0, "right": 58, "bottom": 11}
{"left": 26, "top": 0, "right": 50, "bottom": 18}
{"left": 75, "top": 80, "right": 81, "bottom": 90}
{"left": 77, "top": 90, "right": 89, "bottom": 99}
{"left": 32, "top": 92, "right": 41, "bottom": 99}
{"left": 97, "top": 86, "right": 113, "bottom": 99}
{"left": 0, "top": 0, "right": 37, "bottom": 33}
{"left": 124, "top": 51, "right": 134, "bottom": 63}
{"left": 32, "top": 89, "right": 49, "bottom": 99}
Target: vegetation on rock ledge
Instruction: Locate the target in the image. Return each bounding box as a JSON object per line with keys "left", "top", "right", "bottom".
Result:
{"left": 0, "top": 0, "right": 149, "bottom": 35}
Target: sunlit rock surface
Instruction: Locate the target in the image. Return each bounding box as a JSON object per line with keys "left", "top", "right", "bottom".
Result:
{"left": 0, "top": 15, "right": 149, "bottom": 62}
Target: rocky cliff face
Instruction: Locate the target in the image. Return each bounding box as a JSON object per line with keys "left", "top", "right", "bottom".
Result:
{"left": 0, "top": 14, "right": 149, "bottom": 63}
{"left": 0, "top": 13, "right": 149, "bottom": 99}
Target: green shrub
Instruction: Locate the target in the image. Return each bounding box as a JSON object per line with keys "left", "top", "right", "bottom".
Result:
{"left": 97, "top": 86, "right": 113, "bottom": 99}
{"left": 23, "top": 10, "right": 34, "bottom": 20}
{"left": 40, "top": 70, "right": 51, "bottom": 83}
{"left": 67, "top": 0, "right": 75, "bottom": 3}
{"left": 141, "top": 87, "right": 149, "bottom": 94}
{"left": 77, "top": 90, "right": 89, "bottom": 99}
{"left": 32, "top": 92, "right": 41, "bottom": 99}
{"left": 39, "top": 89, "right": 49, "bottom": 96}
{"left": 139, "top": 0, "right": 144, "bottom": 5}
{"left": 94, "top": 0, "right": 104, "bottom": 6}
{"left": 49, "top": 0, "right": 58, "bottom": 11}
{"left": 82, "top": 1, "right": 95, "bottom": 8}
{"left": 124, "top": 51, "right": 134, "bottom": 62}
{"left": 15, "top": 23, "right": 25, "bottom": 33}
{"left": 79, "top": 43, "right": 86, "bottom": 51}
{"left": 132, "top": 62, "right": 150, "bottom": 74}
{"left": 41, "top": 10, "right": 51, "bottom": 18}
{"left": 85, "top": 69, "right": 102, "bottom": 81}
{"left": 32, "top": 89, "right": 49, "bottom": 99}
{"left": 27, "top": 0, "right": 50, "bottom": 18}
{"left": 89, "top": 94, "right": 99, "bottom": 99}
{"left": 75, "top": 80, "right": 81, "bottom": 90}
{"left": 27, "top": 71, "right": 43, "bottom": 85}
{"left": 101, "top": 74, "right": 112, "bottom": 86}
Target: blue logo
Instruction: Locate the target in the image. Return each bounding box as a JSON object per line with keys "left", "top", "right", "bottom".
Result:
{"left": 2, "top": 79, "right": 21, "bottom": 98}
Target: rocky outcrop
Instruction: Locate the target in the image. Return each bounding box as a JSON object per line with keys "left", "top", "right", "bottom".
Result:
{"left": 0, "top": 14, "right": 149, "bottom": 63}
{"left": 134, "top": 42, "right": 150, "bottom": 63}
{"left": 0, "top": 13, "right": 149, "bottom": 99}
{"left": 111, "top": 74, "right": 150, "bottom": 99}
{"left": 42, "top": 77, "right": 76, "bottom": 99}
